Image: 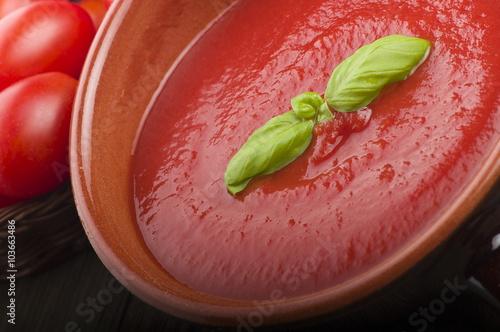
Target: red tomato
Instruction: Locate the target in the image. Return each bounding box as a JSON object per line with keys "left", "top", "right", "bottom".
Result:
{"left": 0, "top": 0, "right": 64, "bottom": 19}
{"left": 0, "top": 1, "right": 95, "bottom": 91}
{"left": 103, "top": 0, "right": 113, "bottom": 10}
{"left": 78, "top": 0, "right": 106, "bottom": 29}
{"left": 0, "top": 72, "right": 78, "bottom": 199}
{"left": 0, "top": 194, "right": 22, "bottom": 209}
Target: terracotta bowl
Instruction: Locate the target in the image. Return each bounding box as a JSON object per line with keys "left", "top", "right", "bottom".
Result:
{"left": 70, "top": 0, "right": 500, "bottom": 329}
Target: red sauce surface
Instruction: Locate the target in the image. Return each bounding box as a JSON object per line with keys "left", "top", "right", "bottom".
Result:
{"left": 131, "top": 0, "right": 500, "bottom": 300}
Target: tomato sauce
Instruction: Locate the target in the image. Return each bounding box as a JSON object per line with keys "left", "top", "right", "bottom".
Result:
{"left": 131, "top": 0, "right": 500, "bottom": 300}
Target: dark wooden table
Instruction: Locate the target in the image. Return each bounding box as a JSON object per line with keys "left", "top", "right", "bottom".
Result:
{"left": 1, "top": 245, "right": 500, "bottom": 332}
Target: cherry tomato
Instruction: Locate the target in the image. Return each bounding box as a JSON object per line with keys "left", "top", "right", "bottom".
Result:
{"left": 0, "top": 1, "right": 95, "bottom": 92}
{"left": 0, "top": 72, "right": 78, "bottom": 199}
{"left": 0, "top": 0, "right": 63, "bottom": 19}
{"left": 78, "top": 0, "right": 106, "bottom": 29}
{"left": 103, "top": 0, "right": 113, "bottom": 10}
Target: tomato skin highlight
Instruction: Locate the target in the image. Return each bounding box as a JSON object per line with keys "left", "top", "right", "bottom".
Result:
{"left": 0, "top": 1, "right": 96, "bottom": 92}
{"left": 0, "top": 0, "right": 64, "bottom": 19}
{"left": 0, "top": 72, "right": 78, "bottom": 199}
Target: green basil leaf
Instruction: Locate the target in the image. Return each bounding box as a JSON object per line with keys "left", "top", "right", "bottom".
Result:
{"left": 325, "top": 35, "right": 431, "bottom": 112}
{"left": 317, "top": 102, "right": 334, "bottom": 123}
{"left": 225, "top": 111, "right": 314, "bottom": 195}
{"left": 291, "top": 92, "right": 324, "bottom": 119}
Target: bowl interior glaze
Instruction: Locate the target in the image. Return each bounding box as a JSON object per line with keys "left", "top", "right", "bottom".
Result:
{"left": 70, "top": 0, "right": 500, "bottom": 326}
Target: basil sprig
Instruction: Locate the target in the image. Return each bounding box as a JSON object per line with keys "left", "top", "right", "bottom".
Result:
{"left": 225, "top": 35, "right": 430, "bottom": 195}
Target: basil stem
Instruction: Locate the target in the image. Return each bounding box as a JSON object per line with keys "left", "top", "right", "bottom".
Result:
{"left": 317, "top": 102, "right": 334, "bottom": 123}
{"left": 324, "top": 34, "right": 431, "bottom": 112}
